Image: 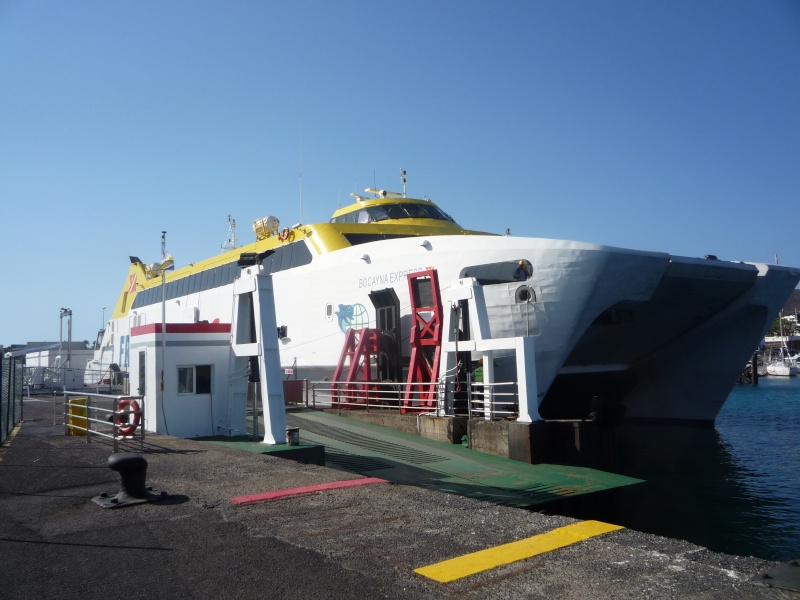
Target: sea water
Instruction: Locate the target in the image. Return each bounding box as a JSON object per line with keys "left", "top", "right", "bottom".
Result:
{"left": 713, "top": 377, "right": 799, "bottom": 561}
{"left": 589, "top": 377, "right": 799, "bottom": 561}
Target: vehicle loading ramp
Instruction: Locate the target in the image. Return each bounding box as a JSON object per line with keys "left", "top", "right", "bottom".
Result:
{"left": 203, "top": 407, "right": 641, "bottom": 509}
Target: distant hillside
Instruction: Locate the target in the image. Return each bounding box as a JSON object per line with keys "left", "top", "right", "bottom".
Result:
{"left": 783, "top": 289, "right": 800, "bottom": 315}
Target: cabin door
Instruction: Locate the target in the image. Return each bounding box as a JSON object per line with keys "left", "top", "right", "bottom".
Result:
{"left": 368, "top": 288, "right": 402, "bottom": 381}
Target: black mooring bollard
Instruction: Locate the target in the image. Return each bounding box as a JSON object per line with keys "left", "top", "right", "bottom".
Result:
{"left": 108, "top": 452, "right": 149, "bottom": 499}
{"left": 92, "top": 452, "right": 166, "bottom": 508}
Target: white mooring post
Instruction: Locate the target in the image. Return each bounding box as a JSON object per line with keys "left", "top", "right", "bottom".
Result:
{"left": 230, "top": 268, "right": 287, "bottom": 444}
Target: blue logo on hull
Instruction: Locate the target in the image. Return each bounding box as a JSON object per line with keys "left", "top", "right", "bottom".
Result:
{"left": 336, "top": 303, "right": 369, "bottom": 333}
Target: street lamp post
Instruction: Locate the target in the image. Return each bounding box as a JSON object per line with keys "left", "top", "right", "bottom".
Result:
{"left": 59, "top": 308, "right": 72, "bottom": 368}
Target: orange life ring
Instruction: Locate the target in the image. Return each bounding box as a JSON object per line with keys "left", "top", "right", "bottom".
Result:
{"left": 277, "top": 227, "right": 294, "bottom": 242}
{"left": 116, "top": 398, "right": 141, "bottom": 436}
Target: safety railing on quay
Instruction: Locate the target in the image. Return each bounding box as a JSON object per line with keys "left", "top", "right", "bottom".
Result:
{"left": 63, "top": 391, "right": 145, "bottom": 452}
{"left": 308, "top": 378, "right": 519, "bottom": 420}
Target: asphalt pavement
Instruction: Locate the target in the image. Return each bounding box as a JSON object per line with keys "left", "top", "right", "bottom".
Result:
{"left": 0, "top": 395, "right": 795, "bottom": 599}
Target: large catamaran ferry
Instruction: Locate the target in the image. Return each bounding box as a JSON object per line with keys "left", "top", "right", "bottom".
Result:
{"left": 90, "top": 182, "right": 800, "bottom": 429}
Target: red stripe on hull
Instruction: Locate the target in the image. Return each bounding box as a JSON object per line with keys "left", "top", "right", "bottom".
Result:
{"left": 131, "top": 323, "right": 231, "bottom": 336}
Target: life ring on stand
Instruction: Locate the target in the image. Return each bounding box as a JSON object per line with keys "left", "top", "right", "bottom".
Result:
{"left": 116, "top": 398, "right": 141, "bottom": 436}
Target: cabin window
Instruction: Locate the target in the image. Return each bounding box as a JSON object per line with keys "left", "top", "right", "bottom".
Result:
{"left": 278, "top": 243, "right": 294, "bottom": 271}
{"left": 263, "top": 242, "right": 312, "bottom": 274}
{"left": 330, "top": 202, "right": 456, "bottom": 224}
{"left": 383, "top": 204, "right": 409, "bottom": 219}
{"left": 177, "top": 365, "right": 212, "bottom": 395}
{"left": 367, "top": 206, "right": 389, "bottom": 221}
{"left": 342, "top": 233, "right": 414, "bottom": 245}
{"left": 188, "top": 274, "right": 200, "bottom": 295}
{"left": 403, "top": 204, "right": 428, "bottom": 218}
{"left": 199, "top": 269, "right": 212, "bottom": 292}
{"left": 224, "top": 262, "right": 238, "bottom": 285}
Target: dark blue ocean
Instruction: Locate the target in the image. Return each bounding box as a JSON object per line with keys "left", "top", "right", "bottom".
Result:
{"left": 587, "top": 377, "right": 799, "bottom": 561}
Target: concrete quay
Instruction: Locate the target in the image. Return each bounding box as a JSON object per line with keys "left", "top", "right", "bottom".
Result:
{"left": 0, "top": 395, "right": 795, "bottom": 599}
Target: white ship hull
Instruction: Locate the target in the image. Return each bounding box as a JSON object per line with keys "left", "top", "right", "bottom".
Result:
{"left": 91, "top": 234, "right": 800, "bottom": 425}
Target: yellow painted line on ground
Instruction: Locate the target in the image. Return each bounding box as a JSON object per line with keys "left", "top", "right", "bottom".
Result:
{"left": 0, "top": 423, "right": 22, "bottom": 463}
{"left": 414, "top": 520, "right": 624, "bottom": 583}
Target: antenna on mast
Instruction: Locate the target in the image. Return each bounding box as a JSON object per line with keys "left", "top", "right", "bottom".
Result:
{"left": 299, "top": 136, "right": 303, "bottom": 225}
{"left": 400, "top": 167, "right": 407, "bottom": 197}
{"left": 221, "top": 215, "right": 238, "bottom": 251}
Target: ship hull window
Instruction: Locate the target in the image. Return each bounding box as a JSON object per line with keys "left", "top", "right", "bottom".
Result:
{"left": 263, "top": 241, "right": 312, "bottom": 275}
{"left": 131, "top": 243, "right": 313, "bottom": 310}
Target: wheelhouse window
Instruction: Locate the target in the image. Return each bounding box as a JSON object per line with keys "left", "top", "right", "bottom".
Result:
{"left": 331, "top": 203, "right": 456, "bottom": 224}
{"left": 178, "top": 365, "right": 212, "bottom": 394}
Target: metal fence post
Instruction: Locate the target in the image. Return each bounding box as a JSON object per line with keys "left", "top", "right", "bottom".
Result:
{"left": 113, "top": 397, "right": 119, "bottom": 453}
{"left": 1, "top": 352, "right": 6, "bottom": 444}
{"left": 5, "top": 356, "right": 12, "bottom": 442}
{"left": 86, "top": 395, "right": 92, "bottom": 444}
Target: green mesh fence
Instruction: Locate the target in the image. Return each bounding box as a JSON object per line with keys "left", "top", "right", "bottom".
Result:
{"left": 1, "top": 353, "right": 24, "bottom": 445}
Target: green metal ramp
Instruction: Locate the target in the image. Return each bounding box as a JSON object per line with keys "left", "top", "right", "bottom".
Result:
{"left": 205, "top": 408, "right": 641, "bottom": 509}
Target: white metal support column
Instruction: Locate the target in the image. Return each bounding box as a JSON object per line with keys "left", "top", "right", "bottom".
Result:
{"left": 230, "top": 268, "right": 286, "bottom": 444}
{"left": 514, "top": 336, "right": 539, "bottom": 423}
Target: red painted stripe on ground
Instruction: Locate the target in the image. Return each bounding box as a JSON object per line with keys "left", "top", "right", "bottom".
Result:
{"left": 230, "top": 477, "right": 389, "bottom": 505}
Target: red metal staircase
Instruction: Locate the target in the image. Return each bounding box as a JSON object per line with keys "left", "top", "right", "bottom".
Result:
{"left": 402, "top": 268, "right": 443, "bottom": 413}
{"left": 332, "top": 327, "right": 382, "bottom": 407}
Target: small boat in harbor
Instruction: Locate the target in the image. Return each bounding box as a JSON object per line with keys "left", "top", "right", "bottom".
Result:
{"left": 764, "top": 348, "right": 798, "bottom": 377}
{"left": 763, "top": 315, "right": 799, "bottom": 377}
{"left": 765, "top": 361, "right": 797, "bottom": 377}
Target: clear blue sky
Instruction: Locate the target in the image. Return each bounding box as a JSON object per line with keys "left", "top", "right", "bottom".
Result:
{"left": 2, "top": 1, "right": 799, "bottom": 346}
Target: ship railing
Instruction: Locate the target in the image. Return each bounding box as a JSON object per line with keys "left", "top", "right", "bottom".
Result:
{"left": 63, "top": 391, "right": 145, "bottom": 452}
{"left": 308, "top": 380, "right": 436, "bottom": 413}
{"left": 465, "top": 381, "right": 519, "bottom": 421}
{"left": 308, "top": 379, "right": 519, "bottom": 421}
